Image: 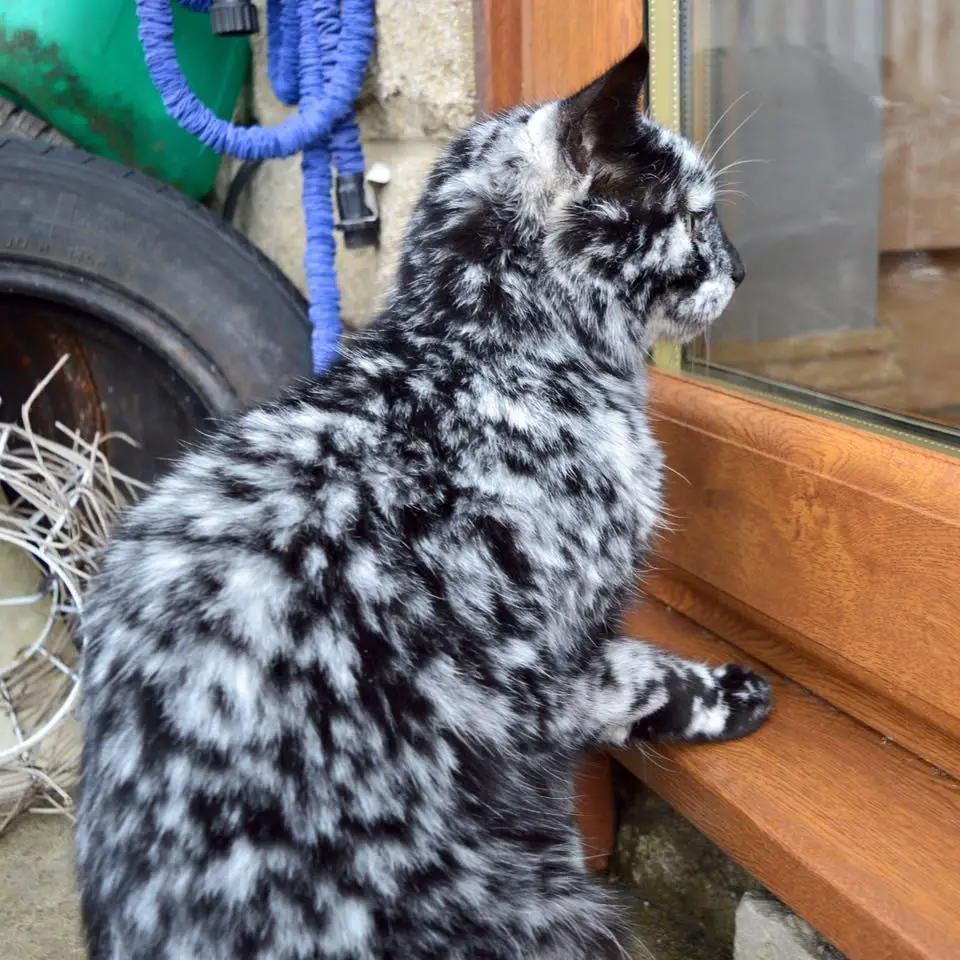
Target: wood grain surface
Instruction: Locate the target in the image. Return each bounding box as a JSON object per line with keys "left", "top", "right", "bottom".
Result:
{"left": 573, "top": 752, "right": 615, "bottom": 872}
{"left": 646, "top": 370, "right": 960, "bottom": 777}
{"left": 646, "top": 565, "right": 960, "bottom": 779}
{"left": 616, "top": 601, "right": 960, "bottom": 960}
{"left": 474, "top": 0, "right": 522, "bottom": 114}
{"left": 520, "top": 0, "right": 644, "bottom": 104}
{"left": 474, "top": 0, "right": 644, "bottom": 113}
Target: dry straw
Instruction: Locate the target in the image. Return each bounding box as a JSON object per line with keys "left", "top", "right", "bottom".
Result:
{"left": 0, "top": 356, "right": 143, "bottom": 833}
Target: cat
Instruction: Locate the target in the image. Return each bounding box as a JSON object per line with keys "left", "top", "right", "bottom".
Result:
{"left": 75, "top": 42, "right": 768, "bottom": 960}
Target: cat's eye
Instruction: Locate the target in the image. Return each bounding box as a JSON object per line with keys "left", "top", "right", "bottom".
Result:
{"left": 685, "top": 211, "right": 702, "bottom": 235}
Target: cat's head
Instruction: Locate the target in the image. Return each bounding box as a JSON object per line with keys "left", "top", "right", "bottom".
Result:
{"left": 409, "top": 43, "right": 743, "bottom": 353}
{"left": 544, "top": 43, "right": 745, "bottom": 345}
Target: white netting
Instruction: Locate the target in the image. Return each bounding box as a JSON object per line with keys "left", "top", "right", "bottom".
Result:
{"left": 0, "top": 356, "right": 143, "bottom": 833}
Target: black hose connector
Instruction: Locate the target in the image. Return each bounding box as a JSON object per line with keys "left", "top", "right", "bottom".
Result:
{"left": 335, "top": 172, "right": 380, "bottom": 249}
{"left": 210, "top": 0, "right": 260, "bottom": 37}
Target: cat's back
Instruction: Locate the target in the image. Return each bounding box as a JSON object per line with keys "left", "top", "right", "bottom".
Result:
{"left": 75, "top": 366, "right": 421, "bottom": 957}
{"left": 75, "top": 341, "right": 647, "bottom": 958}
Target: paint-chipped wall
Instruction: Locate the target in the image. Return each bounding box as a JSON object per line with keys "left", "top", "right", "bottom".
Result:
{"left": 224, "top": 0, "right": 476, "bottom": 328}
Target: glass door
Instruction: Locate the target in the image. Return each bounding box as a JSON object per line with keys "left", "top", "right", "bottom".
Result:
{"left": 670, "top": 0, "right": 960, "bottom": 449}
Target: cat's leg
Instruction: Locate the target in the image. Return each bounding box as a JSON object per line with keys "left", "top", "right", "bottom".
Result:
{"left": 569, "top": 637, "right": 772, "bottom": 748}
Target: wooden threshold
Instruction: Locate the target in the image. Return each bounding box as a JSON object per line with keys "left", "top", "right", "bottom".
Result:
{"left": 614, "top": 601, "right": 960, "bottom": 960}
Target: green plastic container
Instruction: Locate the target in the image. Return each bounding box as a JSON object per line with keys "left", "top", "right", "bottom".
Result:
{"left": 0, "top": 1, "right": 250, "bottom": 198}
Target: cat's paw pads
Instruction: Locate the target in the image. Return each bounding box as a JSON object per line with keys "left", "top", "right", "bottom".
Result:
{"left": 707, "top": 663, "right": 772, "bottom": 740}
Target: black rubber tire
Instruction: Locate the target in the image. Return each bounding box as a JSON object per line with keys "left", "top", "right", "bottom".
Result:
{"left": 0, "top": 96, "right": 73, "bottom": 147}
{"left": 0, "top": 138, "right": 311, "bottom": 412}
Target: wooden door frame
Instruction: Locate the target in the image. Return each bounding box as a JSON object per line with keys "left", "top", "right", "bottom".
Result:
{"left": 474, "top": 0, "right": 522, "bottom": 115}
{"left": 473, "top": 0, "right": 960, "bottom": 775}
{"left": 474, "top": 0, "right": 646, "bottom": 111}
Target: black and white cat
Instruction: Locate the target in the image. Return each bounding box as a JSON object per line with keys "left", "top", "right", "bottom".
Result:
{"left": 76, "top": 43, "right": 768, "bottom": 959}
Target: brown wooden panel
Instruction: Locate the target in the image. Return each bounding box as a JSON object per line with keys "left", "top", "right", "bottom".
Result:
{"left": 646, "top": 565, "right": 960, "bottom": 778}
{"left": 573, "top": 752, "right": 615, "bottom": 872}
{"left": 520, "top": 0, "right": 644, "bottom": 103}
{"left": 616, "top": 601, "right": 960, "bottom": 960}
{"left": 646, "top": 371, "right": 960, "bottom": 768}
{"left": 474, "top": 0, "right": 523, "bottom": 114}
{"left": 475, "top": 0, "right": 643, "bottom": 112}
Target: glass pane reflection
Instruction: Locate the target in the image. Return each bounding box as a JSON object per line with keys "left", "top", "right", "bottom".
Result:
{"left": 682, "top": 1, "right": 960, "bottom": 441}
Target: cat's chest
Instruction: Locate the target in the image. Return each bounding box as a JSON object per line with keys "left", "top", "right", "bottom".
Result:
{"left": 536, "top": 399, "right": 662, "bottom": 627}
{"left": 577, "top": 396, "right": 664, "bottom": 539}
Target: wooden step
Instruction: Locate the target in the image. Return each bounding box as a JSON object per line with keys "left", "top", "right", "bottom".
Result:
{"left": 646, "top": 370, "right": 960, "bottom": 779}
{"left": 613, "top": 601, "right": 960, "bottom": 960}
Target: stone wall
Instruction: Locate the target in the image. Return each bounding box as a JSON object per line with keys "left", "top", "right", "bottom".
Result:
{"left": 225, "top": 0, "right": 476, "bottom": 328}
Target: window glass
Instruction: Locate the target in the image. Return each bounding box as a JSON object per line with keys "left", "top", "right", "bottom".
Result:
{"left": 681, "top": 1, "right": 960, "bottom": 444}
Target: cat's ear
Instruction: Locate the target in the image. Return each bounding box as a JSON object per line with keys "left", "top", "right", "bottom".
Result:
{"left": 559, "top": 43, "right": 649, "bottom": 174}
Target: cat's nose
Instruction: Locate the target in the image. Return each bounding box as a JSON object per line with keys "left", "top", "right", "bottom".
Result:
{"left": 730, "top": 255, "right": 745, "bottom": 287}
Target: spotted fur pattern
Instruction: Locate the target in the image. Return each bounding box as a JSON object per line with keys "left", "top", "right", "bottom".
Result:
{"left": 76, "top": 44, "right": 768, "bottom": 960}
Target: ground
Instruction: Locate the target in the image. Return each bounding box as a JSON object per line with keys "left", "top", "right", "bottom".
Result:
{"left": 0, "top": 814, "right": 85, "bottom": 959}
{"left": 612, "top": 764, "right": 762, "bottom": 960}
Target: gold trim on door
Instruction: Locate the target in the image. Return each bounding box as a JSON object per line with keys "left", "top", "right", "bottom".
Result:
{"left": 647, "top": 0, "right": 683, "bottom": 371}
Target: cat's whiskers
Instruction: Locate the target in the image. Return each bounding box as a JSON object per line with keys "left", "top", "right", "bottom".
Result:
{"left": 660, "top": 461, "right": 691, "bottom": 486}
{"left": 650, "top": 510, "right": 679, "bottom": 537}
{"left": 714, "top": 182, "right": 748, "bottom": 196}
{"left": 699, "top": 90, "right": 752, "bottom": 158}
{"left": 707, "top": 106, "right": 759, "bottom": 170}
{"left": 714, "top": 189, "right": 749, "bottom": 206}
{"left": 713, "top": 157, "right": 770, "bottom": 181}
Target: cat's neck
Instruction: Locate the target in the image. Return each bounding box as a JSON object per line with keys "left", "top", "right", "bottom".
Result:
{"left": 383, "top": 240, "right": 648, "bottom": 377}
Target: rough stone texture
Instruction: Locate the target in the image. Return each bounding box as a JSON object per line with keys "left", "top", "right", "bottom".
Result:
{"left": 612, "top": 767, "right": 762, "bottom": 960}
{"left": 361, "top": 139, "right": 446, "bottom": 301}
{"left": 240, "top": 0, "right": 475, "bottom": 328}
{"left": 355, "top": 0, "right": 477, "bottom": 140}
{"left": 249, "top": 0, "right": 475, "bottom": 136}
{"left": 233, "top": 155, "right": 307, "bottom": 291}
{"left": 233, "top": 139, "right": 444, "bottom": 326}
{"left": 735, "top": 893, "right": 846, "bottom": 960}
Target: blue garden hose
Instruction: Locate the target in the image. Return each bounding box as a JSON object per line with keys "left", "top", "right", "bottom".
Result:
{"left": 135, "top": 0, "right": 377, "bottom": 373}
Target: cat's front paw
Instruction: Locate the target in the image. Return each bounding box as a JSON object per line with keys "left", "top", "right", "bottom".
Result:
{"left": 704, "top": 663, "right": 772, "bottom": 741}
{"left": 629, "top": 660, "right": 773, "bottom": 744}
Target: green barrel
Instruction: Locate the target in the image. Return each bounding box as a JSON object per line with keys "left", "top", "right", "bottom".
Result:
{"left": 0, "top": 1, "right": 249, "bottom": 198}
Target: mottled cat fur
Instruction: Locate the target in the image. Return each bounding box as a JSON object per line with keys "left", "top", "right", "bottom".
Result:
{"left": 76, "top": 44, "right": 769, "bottom": 960}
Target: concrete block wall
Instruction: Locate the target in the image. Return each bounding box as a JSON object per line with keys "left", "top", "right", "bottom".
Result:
{"left": 229, "top": 0, "right": 477, "bottom": 328}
